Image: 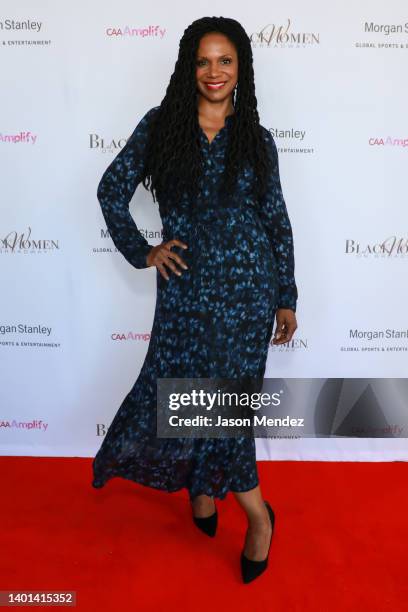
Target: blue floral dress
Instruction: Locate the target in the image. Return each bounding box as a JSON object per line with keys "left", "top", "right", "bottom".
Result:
{"left": 91, "top": 106, "right": 298, "bottom": 500}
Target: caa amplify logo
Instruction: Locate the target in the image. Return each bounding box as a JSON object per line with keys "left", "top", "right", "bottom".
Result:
{"left": 345, "top": 237, "right": 408, "bottom": 257}
{"left": 0, "top": 131, "right": 37, "bottom": 144}
{"left": 0, "top": 419, "right": 48, "bottom": 431}
{"left": 105, "top": 25, "right": 166, "bottom": 38}
{"left": 1, "top": 227, "right": 59, "bottom": 253}
{"left": 111, "top": 332, "right": 151, "bottom": 341}
{"left": 250, "top": 18, "right": 319, "bottom": 47}
{"left": 369, "top": 136, "right": 408, "bottom": 147}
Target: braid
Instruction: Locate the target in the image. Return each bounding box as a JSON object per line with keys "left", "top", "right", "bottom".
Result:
{"left": 141, "top": 16, "right": 272, "bottom": 210}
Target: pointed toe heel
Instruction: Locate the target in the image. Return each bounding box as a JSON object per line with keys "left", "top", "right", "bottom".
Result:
{"left": 193, "top": 509, "right": 218, "bottom": 537}
{"left": 191, "top": 498, "right": 218, "bottom": 537}
{"left": 241, "top": 500, "right": 275, "bottom": 584}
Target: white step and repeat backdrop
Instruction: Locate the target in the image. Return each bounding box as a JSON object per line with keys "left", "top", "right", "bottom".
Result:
{"left": 1, "top": 1, "right": 407, "bottom": 461}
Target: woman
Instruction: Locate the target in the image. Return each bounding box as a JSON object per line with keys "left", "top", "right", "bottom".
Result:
{"left": 92, "top": 16, "right": 298, "bottom": 583}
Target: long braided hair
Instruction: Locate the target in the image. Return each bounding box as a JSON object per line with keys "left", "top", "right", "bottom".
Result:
{"left": 141, "top": 16, "right": 272, "bottom": 210}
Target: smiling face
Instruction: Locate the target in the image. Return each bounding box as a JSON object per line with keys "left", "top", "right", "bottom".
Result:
{"left": 195, "top": 32, "right": 238, "bottom": 103}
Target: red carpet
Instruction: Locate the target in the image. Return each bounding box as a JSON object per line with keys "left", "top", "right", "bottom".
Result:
{"left": 1, "top": 458, "right": 407, "bottom": 611}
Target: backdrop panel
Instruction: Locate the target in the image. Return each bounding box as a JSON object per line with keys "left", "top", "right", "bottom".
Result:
{"left": 1, "top": 0, "right": 407, "bottom": 460}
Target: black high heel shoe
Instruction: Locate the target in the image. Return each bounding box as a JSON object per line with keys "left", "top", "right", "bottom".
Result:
{"left": 191, "top": 497, "right": 218, "bottom": 537}
{"left": 240, "top": 500, "right": 275, "bottom": 584}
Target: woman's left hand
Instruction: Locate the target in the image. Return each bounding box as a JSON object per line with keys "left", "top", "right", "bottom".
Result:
{"left": 272, "top": 309, "right": 298, "bottom": 345}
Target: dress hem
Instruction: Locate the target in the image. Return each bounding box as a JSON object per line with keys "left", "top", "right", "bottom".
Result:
{"left": 91, "top": 472, "right": 259, "bottom": 501}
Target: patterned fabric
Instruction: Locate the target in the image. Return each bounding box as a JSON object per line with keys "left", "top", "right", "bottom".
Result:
{"left": 91, "top": 106, "right": 298, "bottom": 500}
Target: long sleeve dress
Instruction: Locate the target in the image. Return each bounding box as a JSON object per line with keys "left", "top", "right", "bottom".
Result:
{"left": 91, "top": 106, "right": 298, "bottom": 501}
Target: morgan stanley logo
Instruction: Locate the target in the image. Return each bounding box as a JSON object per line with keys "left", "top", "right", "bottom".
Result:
{"left": 0, "top": 19, "right": 42, "bottom": 32}
{"left": 250, "top": 18, "right": 320, "bottom": 47}
{"left": 106, "top": 24, "right": 166, "bottom": 38}
{"left": 364, "top": 22, "right": 408, "bottom": 35}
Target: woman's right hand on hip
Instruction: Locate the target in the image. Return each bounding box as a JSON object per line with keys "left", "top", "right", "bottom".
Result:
{"left": 146, "top": 239, "right": 189, "bottom": 281}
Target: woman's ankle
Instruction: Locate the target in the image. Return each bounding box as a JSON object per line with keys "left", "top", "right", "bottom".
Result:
{"left": 246, "top": 504, "right": 271, "bottom": 530}
{"left": 191, "top": 494, "right": 216, "bottom": 517}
